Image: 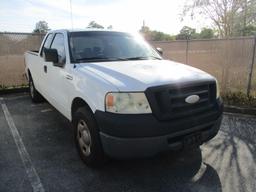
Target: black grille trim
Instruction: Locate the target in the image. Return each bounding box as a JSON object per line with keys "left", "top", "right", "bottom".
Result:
{"left": 145, "top": 80, "right": 217, "bottom": 121}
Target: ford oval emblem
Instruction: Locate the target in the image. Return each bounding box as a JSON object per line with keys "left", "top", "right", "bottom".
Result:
{"left": 185, "top": 95, "right": 200, "bottom": 104}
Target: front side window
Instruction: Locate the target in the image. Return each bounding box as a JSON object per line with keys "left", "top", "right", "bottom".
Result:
{"left": 69, "top": 31, "right": 162, "bottom": 63}
{"left": 51, "top": 33, "right": 66, "bottom": 64}
{"left": 40, "top": 33, "right": 53, "bottom": 56}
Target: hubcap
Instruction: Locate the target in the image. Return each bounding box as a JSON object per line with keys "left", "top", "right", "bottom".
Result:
{"left": 30, "top": 81, "right": 34, "bottom": 98}
{"left": 77, "top": 120, "right": 91, "bottom": 156}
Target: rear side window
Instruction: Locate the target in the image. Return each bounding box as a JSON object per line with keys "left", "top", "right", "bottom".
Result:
{"left": 50, "top": 33, "right": 66, "bottom": 64}
{"left": 40, "top": 33, "right": 53, "bottom": 56}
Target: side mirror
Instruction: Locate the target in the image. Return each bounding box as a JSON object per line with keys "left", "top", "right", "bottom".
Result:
{"left": 44, "top": 48, "right": 65, "bottom": 67}
{"left": 156, "top": 47, "right": 163, "bottom": 56}
{"left": 44, "top": 48, "right": 58, "bottom": 63}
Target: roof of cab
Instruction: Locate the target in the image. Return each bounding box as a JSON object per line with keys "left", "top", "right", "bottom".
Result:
{"left": 48, "top": 28, "right": 127, "bottom": 33}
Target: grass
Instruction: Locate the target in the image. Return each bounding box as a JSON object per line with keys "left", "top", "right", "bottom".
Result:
{"left": 0, "top": 84, "right": 28, "bottom": 91}
{"left": 0, "top": 85, "right": 8, "bottom": 90}
{"left": 222, "top": 91, "right": 256, "bottom": 108}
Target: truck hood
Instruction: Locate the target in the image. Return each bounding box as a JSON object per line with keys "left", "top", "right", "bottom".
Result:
{"left": 78, "top": 60, "right": 215, "bottom": 91}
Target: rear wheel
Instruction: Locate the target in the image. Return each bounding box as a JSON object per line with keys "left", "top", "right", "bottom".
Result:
{"left": 29, "top": 77, "right": 44, "bottom": 103}
{"left": 73, "top": 107, "right": 105, "bottom": 167}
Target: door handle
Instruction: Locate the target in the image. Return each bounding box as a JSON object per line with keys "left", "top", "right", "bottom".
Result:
{"left": 44, "top": 65, "right": 47, "bottom": 73}
{"left": 65, "top": 74, "right": 73, "bottom": 80}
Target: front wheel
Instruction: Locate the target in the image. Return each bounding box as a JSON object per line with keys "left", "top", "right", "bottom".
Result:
{"left": 29, "top": 77, "right": 44, "bottom": 103}
{"left": 73, "top": 107, "right": 105, "bottom": 167}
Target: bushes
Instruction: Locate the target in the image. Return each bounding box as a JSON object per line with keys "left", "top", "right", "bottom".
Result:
{"left": 222, "top": 91, "right": 256, "bottom": 108}
{"left": 0, "top": 85, "right": 7, "bottom": 90}
{"left": 0, "top": 84, "right": 28, "bottom": 90}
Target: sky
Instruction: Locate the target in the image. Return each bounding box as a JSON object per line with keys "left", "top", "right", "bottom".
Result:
{"left": 0, "top": 0, "right": 211, "bottom": 34}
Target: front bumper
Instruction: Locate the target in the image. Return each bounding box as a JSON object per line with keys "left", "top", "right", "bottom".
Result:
{"left": 95, "top": 99, "right": 223, "bottom": 158}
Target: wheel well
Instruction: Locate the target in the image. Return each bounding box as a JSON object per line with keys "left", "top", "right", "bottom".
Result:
{"left": 28, "top": 69, "right": 32, "bottom": 80}
{"left": 71, "top": 97, "right": 93, "bottom": 121}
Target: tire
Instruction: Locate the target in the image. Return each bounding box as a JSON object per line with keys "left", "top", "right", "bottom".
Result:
{"left": 29, "top": 76, "right": 44, "bottom": 103}
{"left": 73, "top": 107, "right": 105, "bottom": 167}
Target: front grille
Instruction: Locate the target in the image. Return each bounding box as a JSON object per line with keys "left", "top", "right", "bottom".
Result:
{"left": 145, "top": 81, "right": 217, "bottom": 121}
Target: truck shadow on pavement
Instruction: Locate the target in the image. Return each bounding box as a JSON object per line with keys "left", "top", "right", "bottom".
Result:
{"left": 94, "top": 148, "right": 222, "bottom": 192}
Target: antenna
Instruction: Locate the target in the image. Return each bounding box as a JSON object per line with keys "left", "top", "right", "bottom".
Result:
{"left": 69, "top": 0, "right": 74, "bottom": 29}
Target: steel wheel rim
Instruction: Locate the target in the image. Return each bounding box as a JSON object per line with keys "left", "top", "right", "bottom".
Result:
{"left": 77, "top": 119, "right": 91, "bottom": 156}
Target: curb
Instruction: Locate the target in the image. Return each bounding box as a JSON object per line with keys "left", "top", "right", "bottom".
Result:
{"left": 0, "top": 87, "right": 29, "bottom": 95}
{"left": 224, "top": 105, "right": 256, "bottom": 116}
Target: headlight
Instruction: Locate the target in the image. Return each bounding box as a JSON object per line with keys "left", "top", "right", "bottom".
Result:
{"left": 105, "top": 92, "right": 152, "bottom": 114}
{"left": 216, "top": 80, "right": 220, "bottom": 98}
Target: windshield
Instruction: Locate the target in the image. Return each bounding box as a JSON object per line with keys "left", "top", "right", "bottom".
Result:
{"left": 69, "top": 31, "right": 162, "bottom": 63}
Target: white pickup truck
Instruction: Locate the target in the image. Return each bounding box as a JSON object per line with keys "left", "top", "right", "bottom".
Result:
{"left": 25, "top": 29, "right": 223, "bottom": 167}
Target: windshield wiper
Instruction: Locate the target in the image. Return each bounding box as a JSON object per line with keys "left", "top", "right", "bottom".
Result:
{"left": 75, "top": 55, "right": 162, "bottom": 62}
{"left": 75, "top": 56, "right": 128, "bottom": 62}
{"left": 124, "top": 56, "right": 162, "bottom": 60}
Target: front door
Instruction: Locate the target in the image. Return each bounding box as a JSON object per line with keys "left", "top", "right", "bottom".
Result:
{"left": 45, "top": 33, "right": 71, "bottom": 117}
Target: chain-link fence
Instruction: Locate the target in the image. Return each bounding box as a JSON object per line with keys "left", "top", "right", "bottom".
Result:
{"left": 151, "top": 37, "right": 256, "bottom": 96}
{"left": 0, "top": 32, "right": 255, "bottom": 96}
{"left": 0, "top": 32, "right": 45, "bottom": 87}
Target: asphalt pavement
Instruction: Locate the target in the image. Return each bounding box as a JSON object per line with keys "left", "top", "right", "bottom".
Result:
{"left": 0, "top": 93, "right": 255, "bottom": 192}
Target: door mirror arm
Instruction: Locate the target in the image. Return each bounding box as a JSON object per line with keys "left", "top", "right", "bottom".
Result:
{"left": 156, "top": 47, "right": 163, "bottom": 56}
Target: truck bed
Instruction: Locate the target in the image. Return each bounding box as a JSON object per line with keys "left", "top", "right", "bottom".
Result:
{"left": 24, "top": 50, "right": 41, "bottom": 80}
{"left": 26, "top": 50, "right": 39, "bottom": 56}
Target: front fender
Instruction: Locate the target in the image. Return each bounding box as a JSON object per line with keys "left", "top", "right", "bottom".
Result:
{"left": 68, "top": 65, "right": 118, "bottom": 119}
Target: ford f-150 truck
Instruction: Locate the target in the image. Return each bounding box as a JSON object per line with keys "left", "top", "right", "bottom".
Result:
{"left": 25, "top": 29, "right": 223, "bottom": 167}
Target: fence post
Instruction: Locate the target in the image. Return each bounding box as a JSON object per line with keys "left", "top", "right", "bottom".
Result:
{"left": 221, "top": 38, "right": 229, "bottom": 92}
{"left": 186, "top": 38, "right": 189, "bottom": 64}
{"left": 247, "top": 36, "right": 256, "bottom": 96}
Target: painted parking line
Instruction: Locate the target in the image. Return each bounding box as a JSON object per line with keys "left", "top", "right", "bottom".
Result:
{"left": 191, "top": 162, "right": 207, "bottom": 182}
{"left": 31, "top": 103, "right": 46, "bottom": 107}
{"left": 0, "top": 98, "right": 45, "bottom": 192}
{"left": 41, "top": 108, "right": 53, "bottom": 113}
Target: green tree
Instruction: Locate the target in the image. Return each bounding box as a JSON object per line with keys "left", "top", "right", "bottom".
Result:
{"left": 240, "top": 25, "right": 256, "bottom": 36}
{"left": 182, "top": 0, "right": 256, "bottom": 37}
{"left": 235, "top": 0, "right": 256, "bottom": 36}
{"left": 87, "top": 21, "right": 104, "bottom": 29}
{"left": 150, "top": 31, "right": 175, "bottom": 41}
{"left": 199, "top": 28, "right": 215, "bottom": 39}
{"left": 33, "top": 21, "right": 50, "bottom": 33}
{"left": 139, "top": 26, "right": 175, "bottom": 41}
{"left": 176, "top": 26, "right": 198, "bottom": 40}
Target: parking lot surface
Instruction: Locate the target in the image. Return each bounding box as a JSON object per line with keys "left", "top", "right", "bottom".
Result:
{"left": 0, "top": 93, "right": 255, "bottom": 192}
